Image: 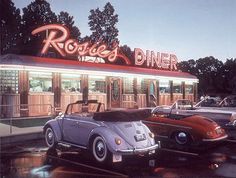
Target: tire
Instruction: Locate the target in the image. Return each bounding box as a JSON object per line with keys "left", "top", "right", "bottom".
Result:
{"left": 92, "top": 136, "right": 110, "bottom": 163}
{"left": 174, "top": 131, "right": 191, "bottom": 145}
{"left": 45, "top": 127, "right": 57, "bottom": 148}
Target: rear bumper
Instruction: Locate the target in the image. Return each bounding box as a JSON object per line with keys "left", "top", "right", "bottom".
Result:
{"left": 115, "top": 142, "right": 160, "bottom": 155}
{"left": 202, "top": 134, "right": 228, "bottom": 142}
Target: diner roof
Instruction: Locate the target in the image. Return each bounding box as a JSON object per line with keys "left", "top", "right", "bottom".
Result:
{"left": 0, "top": 54, "right": 198, "bottom": 82}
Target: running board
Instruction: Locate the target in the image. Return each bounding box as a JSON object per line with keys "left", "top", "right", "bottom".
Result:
{"left": 58, "top": 142, "right": 87, "bottom": 149}
{"left": 58, "top": 142, "right": 71, "bottom": 148}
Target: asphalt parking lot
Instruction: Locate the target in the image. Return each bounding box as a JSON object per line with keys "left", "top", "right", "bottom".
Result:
{"left": 1, "top": 139, "right": 236, "bottom": 178}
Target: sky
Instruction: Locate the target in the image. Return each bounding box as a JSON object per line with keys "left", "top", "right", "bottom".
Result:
{"left": 13, "top": 0, "right": 236, "bottom": 61}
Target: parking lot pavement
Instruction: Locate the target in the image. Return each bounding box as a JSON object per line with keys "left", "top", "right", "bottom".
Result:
{"left": 1, "top": 139, "right": 236, "bottom": 178}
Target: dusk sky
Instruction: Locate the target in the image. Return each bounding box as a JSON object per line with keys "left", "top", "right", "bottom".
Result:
{"left": 13, "top": 0, "right": 236, "bottom": 61}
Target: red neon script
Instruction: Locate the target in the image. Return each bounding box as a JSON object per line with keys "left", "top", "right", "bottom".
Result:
{"left": 32, "top": 24, "right": 130, "bottom": 64}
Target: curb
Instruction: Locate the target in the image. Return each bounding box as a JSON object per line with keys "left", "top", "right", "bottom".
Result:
{"left": 0, "top": 131, "right": 44, "bottom": 147}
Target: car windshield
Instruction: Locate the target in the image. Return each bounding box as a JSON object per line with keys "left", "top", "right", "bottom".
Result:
{"left": 66, "top": 100, "right": 105, "bottom": 115}
{"left": 200, "top": 98, "right": 220, "bottom": 107}
{"left": 222, "top": 96, "right": 236, "bottom": 107}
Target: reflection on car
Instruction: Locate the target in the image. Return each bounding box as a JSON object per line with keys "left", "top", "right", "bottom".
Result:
{"left": 43, "top": 100, "right": 159, "bottom": 164}
{"left": 143, "top": 101, "right": 228, "bottom": 149}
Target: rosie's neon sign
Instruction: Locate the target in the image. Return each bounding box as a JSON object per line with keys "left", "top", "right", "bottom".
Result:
{"left": 32, "top": 24, "right": 178, "bottom": 70}
{"left": 32, "top": 24, "right": 131, "bottom": 64}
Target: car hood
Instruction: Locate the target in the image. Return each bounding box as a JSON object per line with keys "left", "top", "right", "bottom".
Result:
{"left": 105, "top": 121, "right": 153, "bottom": 148}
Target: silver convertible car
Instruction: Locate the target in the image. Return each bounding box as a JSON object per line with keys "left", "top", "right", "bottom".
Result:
{"left": 43, "top": 100, "right": 159, "bottom": 164}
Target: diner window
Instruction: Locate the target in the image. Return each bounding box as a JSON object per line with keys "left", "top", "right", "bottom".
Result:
{"left": 61, "top": 74, "right": 81, "bottom": 93}
{"left": 185, "top": 84, "right": 193, "bottom": 94}
{"left": 88, "top": 76, "right": 106, "bottom": 93}
{"left": 173, "top": 81, "right": 182, "bottom": 94}
{"left": 123, "top": 77, "right": 134, "bottom": 94}
{"left": 29, "top": 72, "right": 52, "bottom": 92}
{"left": 137, "top": 78, "right": 146, "bottom": 94}
{"left": 159, "top": 80, "right": 170, "bottom": 94}
{"left": 0, "top": 70, "right": 19, "bottom": 94}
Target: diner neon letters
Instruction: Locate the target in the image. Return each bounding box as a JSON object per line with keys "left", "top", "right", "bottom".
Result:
{"left": 134, "top": 48, "right": 178, "bottom": 70}
{"left": 32, "top": 24, "right": 130, "bottom": 64}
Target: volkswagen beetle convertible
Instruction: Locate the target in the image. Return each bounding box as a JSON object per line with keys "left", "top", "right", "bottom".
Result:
{"left": 43, "top": 100, "right": 159, "bottom": 164}
{"left": 143, "top": 101, "right": 228, "bottom": 149}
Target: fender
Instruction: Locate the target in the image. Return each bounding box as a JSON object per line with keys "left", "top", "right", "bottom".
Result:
{"left": 43, "top": 118, "right": 63, "bottom": 142}
{"left": 87, "top": 127, "right": 130, "bottom": 153}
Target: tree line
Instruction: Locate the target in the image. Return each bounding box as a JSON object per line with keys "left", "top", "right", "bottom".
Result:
{"left": 1, "top": 0, "right": 236, "bottom": 96}
{"left": 177, "top": 57, "right": 236, "bottom": 96}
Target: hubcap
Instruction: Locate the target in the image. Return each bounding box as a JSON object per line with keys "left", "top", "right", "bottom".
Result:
{"left": 92, "top": 136, "right": 107, "bottom": 162}
{"left": 46, "top": 128, "right": 54, "bottom": 146}
{"left": 96, "top": 141, "right": 105, "bottom": 158}
{"left": 176, "top": 132, "right": 187, "bottom": 145}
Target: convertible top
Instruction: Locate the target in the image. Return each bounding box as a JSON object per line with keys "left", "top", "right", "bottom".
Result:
{"left": 93, "top": 109, "right": 151, "bottom": 122}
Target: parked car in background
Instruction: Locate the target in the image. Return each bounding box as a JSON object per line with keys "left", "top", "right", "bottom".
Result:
{"left": 195, "top": 97, "right": 221, "bottom": 108}
{"left": 43, "top": 100, "right": 159, "bottom": 164}
{"left": 196, "top": 95, "right": 236, "bottom": 111}
{"left": 219, "top": 95, "right": 236, "bottom": 109}
{"left": 143, "top": 104, "right": 227, "bottom": 150}
{"left": 160, "top": 99, "right": 236, "bottom": 139}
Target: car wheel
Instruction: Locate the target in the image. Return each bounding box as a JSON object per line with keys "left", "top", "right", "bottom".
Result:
{"left": 174, "top": 131, "right": 190, "bottom": 145}
{"left": 92, "top": 136, "right": 109, "bottom": 163}
{"left": 45, "top": 127, "right": 57, "bottom": 148}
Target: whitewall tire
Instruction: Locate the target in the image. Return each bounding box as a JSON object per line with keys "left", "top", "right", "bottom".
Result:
{"left": 45, "top": 127, "right": 57, "bottom": 148}
{"left": 92, "top": 136, "right": 109, "bottom": 163}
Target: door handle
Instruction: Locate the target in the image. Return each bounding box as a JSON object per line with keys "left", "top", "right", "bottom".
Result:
{"left": 70, "top": 121, "right": 79, "bottom": 127}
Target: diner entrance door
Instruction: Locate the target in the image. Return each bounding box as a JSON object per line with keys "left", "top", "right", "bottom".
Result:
{"left": 148, "top": 80, "right": 157, "bottom": 107}
{"left": 110, "top": 77, "right": 121, "bottom": 108}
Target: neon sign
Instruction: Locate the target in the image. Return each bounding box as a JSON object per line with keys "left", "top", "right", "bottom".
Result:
{"left": 32, "top": 24, "right": 131, "bottom": 64}
{"left": 134, "top": 48, "right": 178, "bottom": 70}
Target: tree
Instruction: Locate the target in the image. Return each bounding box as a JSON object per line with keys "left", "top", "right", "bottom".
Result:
{"left": 58, "top": 11, "right": 81, "bottom": 41}
{"left": 177, "top": 59, "right": 197, "bottom": 75}
{"left": 88, "top": 2, "right": 119, "bottom": 49}
{"left": 195, "top": 56, "right": 224, "bottom": 95}
{"left": 223, "top": 58, "right": 236, "bottom": 94}
{"left": 20, "top": 0, "right": 57, "bottom": 55}
{"left": 0, "top": 0, "right": 21, "bottom": 54}
{"left": 119, "top": 45, "right": 134, "bottom": 65}
{"left": 178, "top": 57, "right": 225, "bottom": 96}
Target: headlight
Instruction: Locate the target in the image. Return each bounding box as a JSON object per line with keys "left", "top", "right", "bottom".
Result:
{"left": 230, "top": 115, "right": 236, "bottom": 126}
{"left": 207, "top": 131, "right": 213, "bottom": 137}
{"left": 115, "top": 138, "right": 121, "bottom": 145}
{"left": 149, "top": 132, "right": 155, "bottom": 138}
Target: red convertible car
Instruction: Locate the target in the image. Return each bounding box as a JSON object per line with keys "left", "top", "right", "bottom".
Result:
{"left": 143, "top": 106, "right": 228, "bottom": 150}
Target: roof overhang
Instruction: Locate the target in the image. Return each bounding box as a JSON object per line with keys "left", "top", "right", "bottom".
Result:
{"left": 0, "top": 54, "right": 198, "bottom": 83}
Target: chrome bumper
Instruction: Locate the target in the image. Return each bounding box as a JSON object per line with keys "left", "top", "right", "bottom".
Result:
{"left": 115, "top": 143, "right": 160, "bottom": 155}
{"left": 202, "top": 134, "right": 228, "bottom": 142}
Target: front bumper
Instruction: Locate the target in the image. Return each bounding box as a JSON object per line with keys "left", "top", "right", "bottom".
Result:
{"left": 202, "top": 134, "right": 228, "bottom": 142}
{"left": 115, "top": 142, "right": 160, "bottom": 155}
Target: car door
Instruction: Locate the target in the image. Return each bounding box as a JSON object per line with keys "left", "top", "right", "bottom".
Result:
{"left": 62, "top": 115, "right": 98, "bottom": 146}
{"left": 73, "top": 116, "right": 99, "bottom": 146}
{"left": 62, "top": 115, "right": 81, "bottom": 144}
{"left": 146, "top": 115, "right": 170, "bottom": 138}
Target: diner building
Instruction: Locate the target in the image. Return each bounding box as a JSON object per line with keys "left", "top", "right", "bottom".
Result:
{"left": 0, "top": 24, "right": 198, "bottom": 118}
{"left": 0, "top": 54, "right": 198, "bottom": 118}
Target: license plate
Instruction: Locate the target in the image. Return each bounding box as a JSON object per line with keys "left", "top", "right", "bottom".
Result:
{"left": 135, "top": 134, "right": 146, "bottom": 142}
{"left": 113, "top": 154, "right": 122, "bottom": 162}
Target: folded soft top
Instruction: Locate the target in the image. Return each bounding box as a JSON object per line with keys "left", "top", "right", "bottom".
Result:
{"left": 93, "top": 109, "right": 151, "bottom": 121}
